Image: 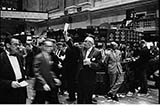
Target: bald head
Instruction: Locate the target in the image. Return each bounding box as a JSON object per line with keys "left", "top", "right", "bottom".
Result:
{"left": 110, "top": 42, "right": 118, "bottom": 50}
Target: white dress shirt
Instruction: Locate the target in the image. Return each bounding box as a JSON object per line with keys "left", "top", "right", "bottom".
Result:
{"left": 6, "top": 50, "right": 22, "bottom": 80}
{"left": 85, "top": 47, "right": 93, "bottom": 59}
{"left": 56, "top": 50, "right": 60, "bottom": 57}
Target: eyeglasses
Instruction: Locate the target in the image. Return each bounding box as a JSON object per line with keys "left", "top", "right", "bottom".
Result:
{"left": 45, "top": 45, "right": 53, "bottom": 47}
{"left": 12, "top": 43, "right": 20, "bottom": 46}
{"left": 84, "top": 40, "right": 89, "bottom": 42}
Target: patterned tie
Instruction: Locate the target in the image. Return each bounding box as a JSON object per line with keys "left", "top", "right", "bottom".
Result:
{"left": 56, "top": 50, "right": 60, "bottom": 57}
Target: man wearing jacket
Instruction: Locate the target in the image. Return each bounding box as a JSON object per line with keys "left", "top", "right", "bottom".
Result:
{"left": 63, "top": 29, "right": 102, "bottom": 104}
{"left": 0, "top": 37, "right": 27, "bottom": 104}
{"left": 33, "top": 39, "right": 61, "bottom": 104}
{"left": 104, "top": 42, "right": 124, "bottom": 101}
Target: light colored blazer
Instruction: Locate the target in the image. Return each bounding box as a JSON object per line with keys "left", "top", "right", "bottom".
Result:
{"left": 104, "top": 49, "right": 123, "bottom": 74}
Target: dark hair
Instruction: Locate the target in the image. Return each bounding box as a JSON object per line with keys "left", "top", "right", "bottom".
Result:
{"left": 4, "top": 37, "right": 20, "bottom": 47}
{"left": 86, "top": 33, "right": 95, "bottom": 40}
{"left": 41, "top": 39, "right": 56, "bottom": 46}
{"left": 4, "top": 37, "right": 12, "bottom": 47}
{"left": 46, "top": 38, "right": 56, "bottom": 43}
{"left": 57, "top": 42, "right": 63, "bottom": 46}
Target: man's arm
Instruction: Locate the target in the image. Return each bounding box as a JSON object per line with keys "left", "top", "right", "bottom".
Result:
{"left": 89, "top": 50, "right": 102, "bottom": 70}
{"left": 63, "top": 29, "right": 75, "bottom": 49}
{"left": 63, "top": 23, "right": 71, "bottom": 42}
{"left": 63, "top": 31, "right": 70, "bottom": 42}
{"left": 33, "top": 54, "right": 47, "bottom": 85}
{"left": 103, "top": 53, "right": 110, "bottom": 67}
{"left": 0, "top": 53, "right": 13, "bottom": 89}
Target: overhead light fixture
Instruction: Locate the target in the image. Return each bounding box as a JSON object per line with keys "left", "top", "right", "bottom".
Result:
{"left": 8, "top": 8, "right": 11, "bottom": 10}
{"left": 2, "top": 7, "right": 6, "bottom": 10}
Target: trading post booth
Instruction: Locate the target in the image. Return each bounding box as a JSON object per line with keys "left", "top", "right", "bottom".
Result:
{"left": 47, "top": 28, "right": 142, "bottom": 95}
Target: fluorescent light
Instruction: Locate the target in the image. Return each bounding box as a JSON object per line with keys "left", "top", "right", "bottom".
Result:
{"left": 2, "top": 7, "right": 6, "bottom": 10}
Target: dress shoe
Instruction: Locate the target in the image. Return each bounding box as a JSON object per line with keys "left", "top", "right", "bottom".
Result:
{"left": 91, "top": 102, "right": 97, "bottom": 104}
{"left": 126, "top": 91, "right": 134, "bottom": 96}
{"left": 105, "top": 93, "right": 113, "bottom": 98}
{"left": 92, "top": 98, "right": 97, "bottom": 102}
{"left": 66, "top": 98, "right": 76, "bottom": 102}
{"left": 111, "top": 95, "right": 119, "bottom": 101}
{"left": 105, "top": 93, "right": 119, "bottom": 101}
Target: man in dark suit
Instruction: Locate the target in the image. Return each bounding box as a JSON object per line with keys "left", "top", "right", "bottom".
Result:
{"left": 63, "top": 39, "right": 82, "bottom": 102}
{"left": 32, "top": 39, "right": 61, "bottom": 104}
{"left": 137, "top": 40, "right": 150, "bottom": 96}
{"left": 55, "top": 42, "right": 65, "bottom": 78}
{"left": 63, "top": 30, "right": 102, "bottom": 104}
{"left": 0, "top": 37, "right": 27, "bottom": 104}
{"left": 56, "top": 42, "right": 65, "bottom": 59}
{"left": 55, "top": 42, "right": 66, "bottom": 95}
{"left": 0, "top": 42, "right": 4, "bottom": 53}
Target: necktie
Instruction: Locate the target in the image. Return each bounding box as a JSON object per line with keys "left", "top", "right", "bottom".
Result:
{"left": 83, "top": 49, "right": 87, "bottom": 59}
{"left": 9, "top": 53, "right": 16, "bottom": 56}
{"left": 57, "top": 50, "right": 60, "bottom": 57}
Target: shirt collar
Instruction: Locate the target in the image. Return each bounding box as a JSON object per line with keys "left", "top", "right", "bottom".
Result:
{"left": 5, "top": 49, "right": 17, "bottom": 56}
{"left": 87, "top": 46, "right": 93, "bottom": 52}
{"left": 5, "top": 49, "right": 10, "bottom": 56}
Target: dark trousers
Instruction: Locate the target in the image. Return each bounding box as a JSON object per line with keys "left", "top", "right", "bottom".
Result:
{"left": 67, "top": 79, "right": 76, "bottom": 100}
{"left": 64, "top": 63, "right": 78, "bottom": 100}
{"left": 0, "top": 87, "right": 27, "bottom": 104}
{"left": 138, "top": 69, "right": 148, "bottom": 94}
{"left": 0, "top": 97, "right": 26, "bottom": 104}
{"left": 136, "top": 63, "right": 149, "bottom": 94}
{"left": 77, "top": 68, "right": 96, "bottom": 104}
{"left": 127, "top": 62, "right": 137, "bottom": 93}
{"left": 77, "top": 82, "right": 94, "bottom": 104}
{"left": 33, "top": 88, "right": 59, "bottom": 104}
{"left": 59, "top": 75, "right": 67, "bottom": 94}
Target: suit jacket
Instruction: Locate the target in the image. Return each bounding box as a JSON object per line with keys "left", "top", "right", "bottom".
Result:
{"left": 138, "top": 46, "right": 150, "bottom": 66}
{"left": 56, "top": 49, "right": 65, "bottom": 58}
{"left": 83, "top": 47, "right": 102, "bottom": 70}
{"left": 66, "top": 39, "right": 102, "bottom": 84}
{"left": 33, "top": 52, "right": 57, "bottom": 91}
{"left": 80, "top": 47, "right": 102, "bottom": 85}
{"left": 64, "top": 40, "right": 82, "bottom": 81}
{"left": 50, "top": 52, "right": 61, "bottom": 77}
{"left": 104, "top": 49, "right": 123, "bottom": 74}
{"left": 0, "top": 51, "right": 27, "bottom": 103}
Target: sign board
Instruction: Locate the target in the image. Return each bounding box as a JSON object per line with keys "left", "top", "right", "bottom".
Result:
{"left": 0, "top": 11, "right": 48, "bottom": 20}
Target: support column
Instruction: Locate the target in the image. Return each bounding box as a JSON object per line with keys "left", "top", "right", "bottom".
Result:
{"left": 86, "top": 11, "right": 92, "bottom": 26}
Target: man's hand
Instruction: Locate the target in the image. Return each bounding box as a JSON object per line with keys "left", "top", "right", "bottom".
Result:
{"left": 54, "top": 78, "right": 61, "bottom": 86}
{"left": 63, "top": 23, "right": 71, "bottom": 42}
{"left": 63, "top": 30, "right": 68, "bottom": 36}
{"left": 58, "top": 62, "right": 63, "bottom": 69}
{"left": 11, "top": 81, "right": 21, "bottom": 88}
{"left": 59, "top": 55, "right": 66, "bottom": 60}
{"left": 83, "top": 58, "right": 91, "bottom": 65}
{"left": 43, "top": 84, "right": 51, "bottom": 91}
{"left": 64, "top": 23, "right": 70, "bottom": 32}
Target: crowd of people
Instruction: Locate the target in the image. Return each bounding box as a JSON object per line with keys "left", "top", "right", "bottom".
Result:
{"left": 0, "top": 26, "right": 159, "bottom": 104}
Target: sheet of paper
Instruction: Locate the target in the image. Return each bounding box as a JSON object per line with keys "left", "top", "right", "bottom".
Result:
{"left": 64, "top": 23, "right": 70, "bottom": 32}
{"left": 19, "top": 81, "right": 28, "bottom": 87}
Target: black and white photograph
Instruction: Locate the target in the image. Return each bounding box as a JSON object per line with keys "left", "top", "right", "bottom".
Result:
{"left": 0, "top": 0, "right": 159, "bottom": 104}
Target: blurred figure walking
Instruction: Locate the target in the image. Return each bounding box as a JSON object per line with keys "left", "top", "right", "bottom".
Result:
{"left": 32, "top": 39, "right": 61, "bottom": 104}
